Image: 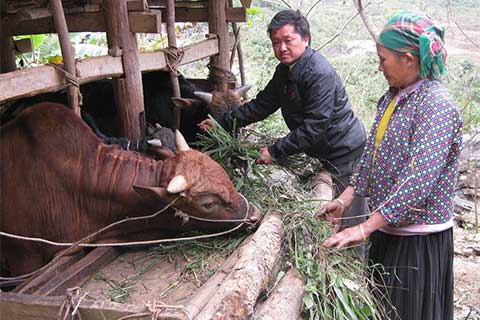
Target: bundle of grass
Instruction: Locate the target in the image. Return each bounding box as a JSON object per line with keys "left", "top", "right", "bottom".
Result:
{"left": 196, "top": 118, "right": 388, "bottom": 320}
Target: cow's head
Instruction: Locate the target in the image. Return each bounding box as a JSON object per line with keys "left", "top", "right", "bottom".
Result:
{"left": 134, "top": 130, "right": 260, "bottom": 230}
{"left": 172, "top": 85, "right": 251, "bottom": 119}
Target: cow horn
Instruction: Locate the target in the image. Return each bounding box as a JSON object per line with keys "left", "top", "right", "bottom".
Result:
{"left": 193, "top": 91, "right": 213, "bottom": 104}
{"left": 175, "top": 130, "right": 190, "bottom": 151}
{"left": 146, "top": 139, "right": 162, "bottom": 147}
{"left": 167, "top": 175, "right": 188, "bottom": 193}
{"left": 234, "top": 84, "right": 251, "bottom": 97}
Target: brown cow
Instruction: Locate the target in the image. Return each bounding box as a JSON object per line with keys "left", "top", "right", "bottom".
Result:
{"left": 0, "top": 103, "right": 260, "bottom": 276}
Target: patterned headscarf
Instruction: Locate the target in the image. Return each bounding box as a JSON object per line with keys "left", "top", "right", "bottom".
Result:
{"left": 378, "top": 11, "right": 447, "bottom": 79}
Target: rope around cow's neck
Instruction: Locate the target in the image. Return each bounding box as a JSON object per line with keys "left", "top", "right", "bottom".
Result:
{"left": 0, "top": 194, "right": 251, "bottom": 284}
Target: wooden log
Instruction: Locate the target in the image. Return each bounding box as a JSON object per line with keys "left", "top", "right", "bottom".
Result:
{"left": 4, "top": 8, "right": 245, "bottom": 36}
{"left": 312, "top": 171, "right": 334, "bottom": 207}
{"left": 49, "top": 0, "right": 81, "bottom": 115}
{"left": 0, "top": 38, "right": 219, "bottom": 103}
{"left": 166, "top": 0, "right": 182, "bottom": 129}
{"left": 104, "top": 0, "right": 145, "bottom": 139}
{"left": 33, "top": 247, "right": 121, "bottom": 296}
{"left": 252, "top": 268, "right": 306, "bottom": 320}
{"left": 13, "top": 252, "right": 85, "bottom": 294}
{"left": 184, "top": 241, "right": 242, "bottom": 318}
{"left": 194, "top": 211, "right": 284, "bottom": 320}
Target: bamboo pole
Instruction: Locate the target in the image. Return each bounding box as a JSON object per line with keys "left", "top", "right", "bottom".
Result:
{"left": 49, "top": 0, "right": 80, "bottom": 116}
{"left": 166, "top": 0, "right": 182, "bottom": 130}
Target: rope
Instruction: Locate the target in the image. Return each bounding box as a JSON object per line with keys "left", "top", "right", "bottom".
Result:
{"left": 48, "top": 62, "right": 83, "bottom": 106}
{"left": 58, "top": 287, "right": 87, "bottom": 320}
{"left": 162, "top": 46, "right": 184, "bottom": 76}
{"left": 207, "top": 63, "right": 237, "bottom": 85}
{"left": 116, "top": 299, "right": 192, "bottom": 320}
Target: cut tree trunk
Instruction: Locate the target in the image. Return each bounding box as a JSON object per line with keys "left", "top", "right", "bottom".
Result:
{"left": 252, "top": 267, "right": 305, "bottom": 320}
{"left": 194, "top": 211, "right": 284, "bottom": 320}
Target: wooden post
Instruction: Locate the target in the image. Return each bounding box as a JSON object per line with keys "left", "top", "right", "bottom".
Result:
{"left": 0, "top": 19, "right": 16, "bottom": 73}
{"left": 104, "top": 0, "right": 145, "bottom": 139}
{"left": 208, "top": 0, "right": 230, "bottom": 90}
{"left": 166, "top": 0, "right": 182, "bottom": 129}
{"left": 49, "top": 0, "right": 81, "bottom": 115}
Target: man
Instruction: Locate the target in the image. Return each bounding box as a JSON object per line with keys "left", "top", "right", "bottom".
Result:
{"left": 200, "top": 10, "right": 368, "bottom": 232}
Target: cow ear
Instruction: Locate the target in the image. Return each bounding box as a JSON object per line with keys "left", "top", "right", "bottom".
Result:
{"left": 167, "top": 175, "right": 189, "bottom": 194}
{"left": 133, "top": 185, "right": 169, "bottom": 199}
{"left": 171, "top": 97, "right": 203, "bottom": 110}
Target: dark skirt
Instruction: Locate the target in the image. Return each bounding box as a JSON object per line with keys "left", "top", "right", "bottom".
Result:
{"left": 368, "top": 228, "right": 453, "bottom": 320}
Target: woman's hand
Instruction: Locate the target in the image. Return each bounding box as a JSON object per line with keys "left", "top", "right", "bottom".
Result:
{"left": 323, "top": 224, "right": 366, "bottom": 249}
{"left": 316, "top": 199, "right": 346, "bottom": 232}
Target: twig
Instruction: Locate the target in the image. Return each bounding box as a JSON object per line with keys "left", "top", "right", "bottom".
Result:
{"left": 306, "top": 0, "right": 323, "bottom": 17}
{"left": 315, "top": 5, "right": 361, "bottom": 51}
{"left": 455, "top": 21, "right": 480, "bottom": 49}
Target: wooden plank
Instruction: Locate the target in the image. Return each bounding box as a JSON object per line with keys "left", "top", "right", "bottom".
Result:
{"left": 13, "top": 38, "right": 33, "bottom": 54}
{"left": 34, "top": 247, "right": 121, "bottom": 296}
{"left": 0, "top": 292, "right": 151, "bottom": 320}
{"left": 127, "top": 0, "right": 149, "bottom": 11}
{"left": 240, "top": 0, "right": 252, "bottom": 8}
{"left": 5, "top": 11, "right": 164, "bottom": 35}
{"left": 161, "top": 7, "right": 246, "bottom": 22}
{"left": 13, "top": 252, "right": 85, "bottom": 295}
{"left": 0, "top": 37, "right": 217, "bottom": 103}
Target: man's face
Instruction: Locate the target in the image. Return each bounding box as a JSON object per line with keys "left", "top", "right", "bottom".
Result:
{"left": 270, "top": 24, "right": 309, "bottom": 65}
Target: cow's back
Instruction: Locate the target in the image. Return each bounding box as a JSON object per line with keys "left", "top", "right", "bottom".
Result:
{"left": 0, "top": 103, "right": 102, "bottom": 272}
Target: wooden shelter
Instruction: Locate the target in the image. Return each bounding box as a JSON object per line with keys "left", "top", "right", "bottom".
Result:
{"left": 0, "top": 1, "right": 307, "bottom": 319}
{"left": 0, "top": 0, "right": 251, "bottom": 138}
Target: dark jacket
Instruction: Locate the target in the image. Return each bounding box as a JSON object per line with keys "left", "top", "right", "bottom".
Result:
{"left": 216, "top": 47, "right": 366, "bottom": 166}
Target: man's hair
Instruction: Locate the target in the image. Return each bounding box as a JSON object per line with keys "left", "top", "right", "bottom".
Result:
{"left": 267, "top": 10, "right": 311, "bottom": 44}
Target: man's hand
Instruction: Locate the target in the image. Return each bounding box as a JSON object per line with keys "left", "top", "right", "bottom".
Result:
{"left": 316, "top": 199, "right": 345, "bottom": 232}
{"left": 198, "top": 119, "right": 214, "bottom": 131}
{"left": 255, "top": 147, "right": 273, "bottom": 165}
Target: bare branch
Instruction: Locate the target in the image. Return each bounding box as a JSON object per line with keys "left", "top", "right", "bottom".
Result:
{"left": 455, "top": 21, "right": 480, "bottom": 49}
{"left": 306, "top": 0, "right": 323, "bottom": 18}
{"left": 351, "top": 0, "right": 378, "bottom": 41}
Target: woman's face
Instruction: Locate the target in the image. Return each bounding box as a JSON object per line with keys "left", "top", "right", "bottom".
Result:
{"left": 376, "top": 43, "right": 419, "bottom": 88}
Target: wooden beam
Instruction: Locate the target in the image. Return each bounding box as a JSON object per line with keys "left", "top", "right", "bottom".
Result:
{"left": 0, "top": 292, "right": 152, "bottom": 320}
{"left": 161, "top": 7, "right": 246, "bottom": 22}
{"left": 0, "top": 23, "right": 16, "bottom": 73}
{"left": 35, "top": 247, "right": 121, "bottom": 296}
{"left": 240, "top": 0, "right": 252, "bottom": 8}
{"left": 127, "top": 0, "right": 149, "bottom": 11}
{"left": 5, "top": 11, "right": 163, "bottom": 35}
{"left": 0, "top": 37, "right": 218, "bottom": 103}
{"left": 13, "top": 38, "right": 33, "bottom": 54}
{"left": 4, "top": 7, "right": 245, "bottom": 36}
{"left": 13, "top": 253, "right": 85, "bottom": 295}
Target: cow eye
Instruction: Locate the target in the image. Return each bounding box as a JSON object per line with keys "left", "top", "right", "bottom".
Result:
{"left": 202, "top": 201, "right": 217, "bottom": 210}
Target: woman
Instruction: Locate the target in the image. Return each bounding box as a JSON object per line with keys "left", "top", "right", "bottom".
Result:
{"left": 321, "top": 11, "right": 462, "bottom": 320}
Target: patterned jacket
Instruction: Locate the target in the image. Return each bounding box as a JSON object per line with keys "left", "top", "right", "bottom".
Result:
{"left": 351, "top": 80, "right": 462, "bottom": 227}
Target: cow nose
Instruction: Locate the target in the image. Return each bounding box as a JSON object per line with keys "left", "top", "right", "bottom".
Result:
{"left": 247, "top": 203, "right": 261, "bottom": 223}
